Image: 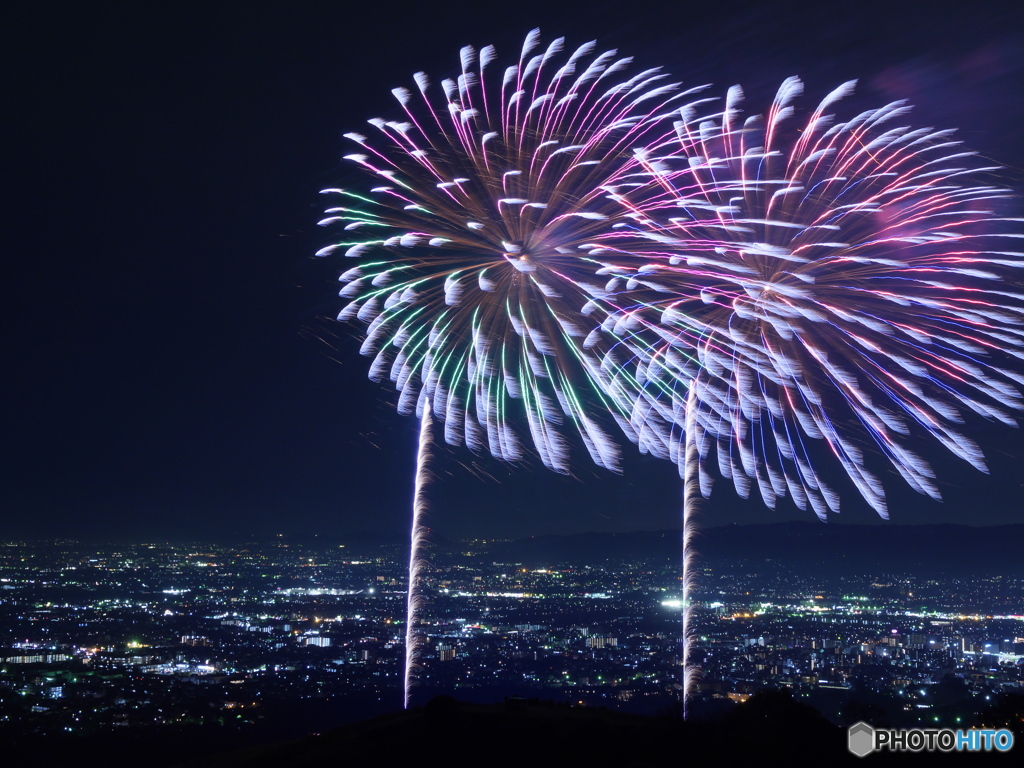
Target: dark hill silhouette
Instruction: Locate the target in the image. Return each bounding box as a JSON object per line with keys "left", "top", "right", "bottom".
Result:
{"left": 173, "top": 691, "right": 1006, "bottom": 767}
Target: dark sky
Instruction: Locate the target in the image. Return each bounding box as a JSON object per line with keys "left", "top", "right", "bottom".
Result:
{"left": 5, "top": 0, "right": 1024, "bottom": 542}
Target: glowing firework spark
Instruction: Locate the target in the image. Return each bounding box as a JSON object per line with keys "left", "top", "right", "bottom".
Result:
{"left": 598, "top": 77, "right": 1024, "bottom": 713}
{"left": 319, "top": 30, "right": 707, "bottom": 706}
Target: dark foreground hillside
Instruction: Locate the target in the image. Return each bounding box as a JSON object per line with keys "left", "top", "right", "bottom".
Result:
{"left": 5, "top": 689, "right": 1018, "bottom": 766}
{"left": 174, "top": 691, "right": 1018, "bottom": 768}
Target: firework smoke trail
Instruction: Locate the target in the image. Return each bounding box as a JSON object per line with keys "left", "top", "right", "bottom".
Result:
{"left": 680, "top": 387, "right": 700, "bottom": 718}
{"left": 404, "top": 406, "right": 433, "bottom": 708}
{"left": 320, "top": 31, "right": 704, "bottom": 707}
{"left": 596, "top": 77, "right": 1024, "bottom": 713}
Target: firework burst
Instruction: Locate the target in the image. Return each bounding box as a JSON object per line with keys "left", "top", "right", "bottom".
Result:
{"left": 319, "top": 30, "right": 704, "bottom": 473}
{"left": 599, "top": 76, "right": 1024, "bottom": 520}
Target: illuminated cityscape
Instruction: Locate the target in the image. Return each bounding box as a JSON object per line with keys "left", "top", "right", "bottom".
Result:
{"left": 2, "top": 527, "right": 1021, "bottom": 756}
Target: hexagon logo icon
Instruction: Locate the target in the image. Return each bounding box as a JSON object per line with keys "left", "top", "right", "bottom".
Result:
{"left": 848, "top": 722, "right": 875, "bottom": 757}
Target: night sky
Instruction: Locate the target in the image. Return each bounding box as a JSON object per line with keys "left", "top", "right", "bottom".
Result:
{"left": 5, "top": 0, "right": 1024, "bottom": 542}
